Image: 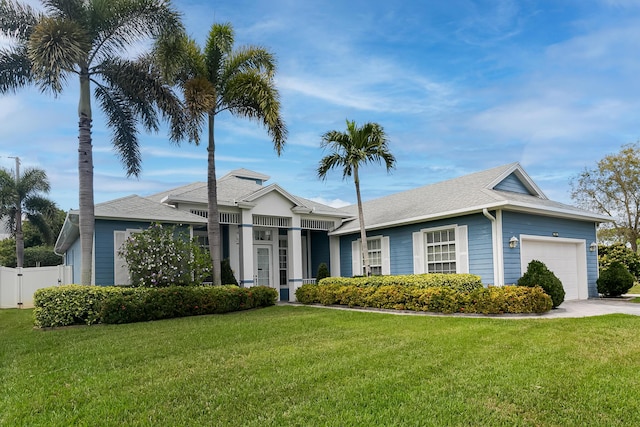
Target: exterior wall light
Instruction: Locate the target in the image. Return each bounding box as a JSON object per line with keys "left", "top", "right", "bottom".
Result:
{"left": 552, "top": 232, "right": 559, "bottom": 237}
{"left": 589, "top": 242, "right": 598, "bottom": 252}
{"left": 509, "top": 236, "right": 519, "bottom": 249}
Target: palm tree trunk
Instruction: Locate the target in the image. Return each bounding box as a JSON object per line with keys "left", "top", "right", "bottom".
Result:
{"left": 354, "top": 167, "right": 370, "bottom": 276}
{"left": 207, "top": 112, "right": 222, "bottom": 285}
{"left": 78, "top": 68, "right": 94, "bottom": 285}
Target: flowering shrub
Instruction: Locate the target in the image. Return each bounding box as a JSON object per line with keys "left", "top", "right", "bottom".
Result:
{"left": 119, "top": 223, "right": 211, "bottom": 287}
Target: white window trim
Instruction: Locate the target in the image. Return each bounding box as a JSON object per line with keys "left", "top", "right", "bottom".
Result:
{"left": 351, "top": 236, "right": 390, "bottom": 276}
{"left": 412, "top": 225, "right": 468, "bottom": 274}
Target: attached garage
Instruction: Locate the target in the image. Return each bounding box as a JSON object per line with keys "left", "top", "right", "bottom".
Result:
{"left": 519, "top": 235, "right": 589, "bottom": 300}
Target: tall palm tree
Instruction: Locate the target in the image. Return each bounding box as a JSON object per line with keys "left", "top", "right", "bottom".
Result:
{"left": 0, "top": 167, "right": 56, "bottom": 268}
{"left": 0, "top": 0, "right": 187, "bottom": 285}
{"left": 318, "top": 120, "right": 395, "bottom": 276}
{"left": 156, "top": 22, "right": 287, "bottom": 285}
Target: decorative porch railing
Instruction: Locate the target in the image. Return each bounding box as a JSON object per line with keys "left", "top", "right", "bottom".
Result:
{"left": 302, "top": 278, "right": 316, "bottom": 285}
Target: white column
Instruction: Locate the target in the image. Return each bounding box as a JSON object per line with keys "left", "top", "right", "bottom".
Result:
{"left": 228, "top": 224, "right": 240, "bottom": 284}
{"left": 288, "top": 215, "right": 303, "bottom": 301}
{"left": 239, "top": 209, "right": 254, "bottom": 287}
{"left": 329, "top": 235, "right": 341, "bottom": 277}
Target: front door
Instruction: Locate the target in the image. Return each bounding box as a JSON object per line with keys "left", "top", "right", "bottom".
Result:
{"left": 254, "top": 246, "right": 271, "bottom": 287}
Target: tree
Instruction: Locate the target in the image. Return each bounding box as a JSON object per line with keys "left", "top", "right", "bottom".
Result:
{"left": 571, "top": 142, "right": 640, "bottom": 251}
{"left": 23, "top": 206, "right": 66, "bottom": 247}
{"left": 318, "top": 120, "right": 395, "bottom": 276}
{"left": 0, "top": 167, "right": 56, "bottom": 267}
{"left": 155, "top": 22, "right": 287, "bottom": 285}
{"left": 0, "top": 0, "right": 187, "bottom": 284}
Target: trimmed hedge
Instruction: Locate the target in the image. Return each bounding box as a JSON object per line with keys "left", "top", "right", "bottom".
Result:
{"left": 597, "top": 261, "right": 635, "bottom": 297}
{"left": 33, "top": 285, "right": 277, "bottom": 327}
{"left": 318, "top": 273, "right": 483, "bottom": 292}
{"left": 295, "top": 282, "right": 552, "bottom": 315}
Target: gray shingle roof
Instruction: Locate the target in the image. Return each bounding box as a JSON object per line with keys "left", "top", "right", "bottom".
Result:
{"left": 331, "top": 163, "right": 610, "bottom": 235}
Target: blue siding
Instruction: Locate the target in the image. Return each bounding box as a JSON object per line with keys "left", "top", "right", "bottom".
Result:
{"left": 94, "top": 220, "right": 151, "bottom": 285}
{"left": 65, "top": 238, "right": 82, "bottom": 284}
{"left": 494, "top": 173, "right": 532, "bottom": 195}
{"left": 501, "top": 211, "right": 599, "bottom": 296}
{"left": 94, "top": 220, "right": 191, "bottom": 286}
{"left": 339, "top": 213, "right": 495, "bottom": 284}
{"left": 310, "top": 231, "right": 330, "bottom": 276}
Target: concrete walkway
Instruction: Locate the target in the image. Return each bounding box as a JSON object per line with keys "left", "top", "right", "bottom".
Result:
{"left": 286, "top": 296, "right": 640, "bottom": 319}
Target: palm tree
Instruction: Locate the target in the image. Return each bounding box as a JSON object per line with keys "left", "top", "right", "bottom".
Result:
{"left": 318, "top": 120, "right": 395, "bottom": 276}
{"left": 0, "top": 167, "right": 57, "bottom": 268}
{"left": 156, "top": 22, "right": 287, "bottom": 285}
{"left": 0, "top": 0, "right": 187, "bottom": 285}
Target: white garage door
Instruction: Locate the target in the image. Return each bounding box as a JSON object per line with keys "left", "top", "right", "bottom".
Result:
{"left": 520, "top": 236, "right": 588, "bottom": 300}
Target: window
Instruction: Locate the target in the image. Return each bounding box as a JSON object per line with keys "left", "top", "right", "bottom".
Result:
{"left": 253, "top": 229, "right": 273, "bottom": 241}
{"left": 425, "top": 228, "right": 456, "bottom": 273}
{"left": 351, "top": 236, "right": 390, "bottom": 276}
{"left": 412, "top": 225, "right": 468, "bottom": 274}
{"left": 366, "top": 238, "right": 383, "bottom": 275}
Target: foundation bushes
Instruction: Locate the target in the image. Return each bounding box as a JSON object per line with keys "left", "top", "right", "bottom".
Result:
{"left": 295, "top": 276, "right": 552, "bottom": 314}
{"left": 33, "top": 284, "right": 278, "bottom": 327}
{"left": 319, "top": 273, "right": 483, "bottom": 292}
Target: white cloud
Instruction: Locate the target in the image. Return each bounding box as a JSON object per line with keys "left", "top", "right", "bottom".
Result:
{"left": 309, "top": 196, "right": 352, "bottom": 209}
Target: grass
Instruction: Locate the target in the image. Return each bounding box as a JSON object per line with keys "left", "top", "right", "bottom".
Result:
{"left": 628, "top": 283, "right": 640, "bottom": 294}
{"left": 2, "top": 307, "right": 640, "bottom": 426}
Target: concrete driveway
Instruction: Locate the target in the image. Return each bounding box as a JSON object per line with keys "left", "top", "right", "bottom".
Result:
{"left": 538, "top": 297, "right": 640, "bottom": 319}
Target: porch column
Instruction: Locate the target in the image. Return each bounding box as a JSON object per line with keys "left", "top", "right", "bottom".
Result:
{"left": 228, "top": 224, "right": 240, "bottom": 284}
{"left": 239, "top": 209, "right": 254, "bottom": 287}
{"left": 329, "top": 235, "right": 341, "bottom": 277}
{"left": 288, "top": 216, "right": 303, "bottom": 301}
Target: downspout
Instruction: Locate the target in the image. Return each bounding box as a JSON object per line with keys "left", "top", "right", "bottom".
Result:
{"left": 482, "top": 209, "right": 503, "bottom": 286}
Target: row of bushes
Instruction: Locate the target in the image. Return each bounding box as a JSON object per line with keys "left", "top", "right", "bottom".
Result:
{"left": 296, "top": 282, "right": 552, "bottom": 314}
{"left": 33, "top": 284, "right": 277, "bottom": 328}
{"left": 319, "top": 273, "right": 484, "bottom": 292}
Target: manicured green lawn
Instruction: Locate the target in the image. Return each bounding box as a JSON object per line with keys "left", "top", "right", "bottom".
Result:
{"left": 628, "top": 283, "right": 640, "bottom": 294}
{"left": 2, "top": 306, "right": 640, "bottom": 426}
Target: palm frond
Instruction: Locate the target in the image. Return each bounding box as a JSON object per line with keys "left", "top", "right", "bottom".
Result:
{"left": 0, "top": 0, "right": 40, "bottom": 41}
{"left": 222, "top": 70, "right": 287, "bottom": 154}
{"left": 41, "top": 0, "right": 86, "bottom": 21}
{"left": 28, "top": 17, "right": 90, "bottom": 93}
{"left": 221, "top": 46, "right": 275, "bottom": 84}
{"left": 94, "top": 83, "right": 141, "bottom": 177}
{"left": 88, "top": 0, "right": 183, "bottom": 66}
{"left": 16, "top": 168, "right": 50, "bottom": 199}
{"left": 24, "top": 211, "right": 54, "bottom": 245}
{"left": 204, "top": 22, "right": 233, "bottom": 84}
{"left": 0, "top": 46, "right": 34, "bottom": 93}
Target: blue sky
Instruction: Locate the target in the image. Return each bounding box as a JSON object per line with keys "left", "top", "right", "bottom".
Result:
{"left": 1, "top": 0, "right": 639, "bottom": 211}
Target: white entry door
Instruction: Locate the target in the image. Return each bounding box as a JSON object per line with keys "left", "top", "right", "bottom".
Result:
{"left": 254, "top": 246, "right": 272, "bottom": 287}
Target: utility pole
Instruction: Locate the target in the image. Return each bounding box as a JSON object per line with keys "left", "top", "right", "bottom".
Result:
{"left": 8, "top": 156, "right": 19, "bottom": 181}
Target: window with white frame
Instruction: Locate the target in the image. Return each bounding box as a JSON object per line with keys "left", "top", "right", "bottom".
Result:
{"left": 351, "top": 236, "right": 390, "bottom": 276}
{"left": 366, "top": 238, "right": 383, "bottom": 275}
{"left": 412, "top": 225, "right": 468, "bottom": 275}
{"left": 425, "top": 228, "right": 456, "bottom": 273}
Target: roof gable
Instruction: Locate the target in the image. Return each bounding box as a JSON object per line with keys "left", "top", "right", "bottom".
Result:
{"left": 331, "top": 163, "right": 609, "bottom": 235}
{"left": 486, "top": 163, "right": 546, "bottom": 199}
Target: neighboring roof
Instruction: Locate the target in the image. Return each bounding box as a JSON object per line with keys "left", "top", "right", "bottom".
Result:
{"left": 54, "top": 195, "right": 207, "bottom": 254}
{"left": 331, "top": 162, "right": 611, "bottom": 236}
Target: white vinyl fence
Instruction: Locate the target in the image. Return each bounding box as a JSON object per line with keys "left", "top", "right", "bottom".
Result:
{"left": 0, "top": 265, "right": 72, "bottom": 309}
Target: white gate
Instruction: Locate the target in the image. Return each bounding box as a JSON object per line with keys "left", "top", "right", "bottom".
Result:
{"left": 0, "top": 265, "right": 72, "bottom": 309}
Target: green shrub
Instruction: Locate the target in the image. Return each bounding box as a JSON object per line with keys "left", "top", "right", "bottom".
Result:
{"left": 119, "top": 223, "right": 211, "bottom": 287}
{"left": 598, "top": 243, "right": 640, "bottom": 281}
{"left": 33, "top": 285, "right": 133, "bottom": 327}
{"left": 318, "top": 273, "right": 483, "bottom": 292}
{"left": 24, "top": 246, "right": 63, "bottom": 267}
{"left": 295, "top": 281, "right": 552, "bottom": 315}
{"left": 597, "top": 261, "right": 635, "bottom": 297}
{"left": 316, "top": 262, "right": 330, "bottom": 283}
{"left": 517, "top": 260, "right": 565, "bottom": 308}
{"left": 33, "top": 285, "right": 278, "bottom": 327}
